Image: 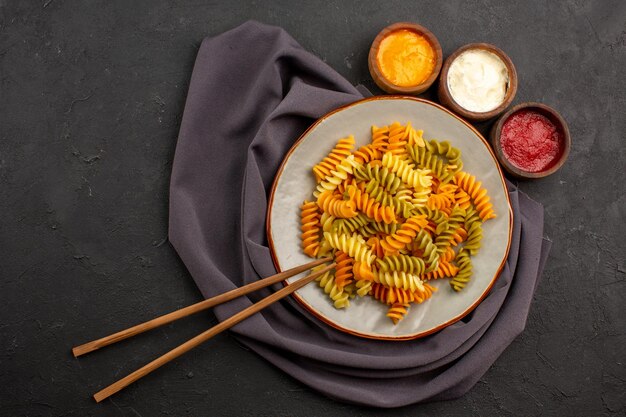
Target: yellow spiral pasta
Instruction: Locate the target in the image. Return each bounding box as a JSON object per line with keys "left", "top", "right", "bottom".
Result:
{"left": 374, "top": 270, "right": 425, "bottom": 292}
{"left": 319, "top": 212, "right": 335, "bottom": 233}
{"left": 315, "top": 154, "right": 358, "bottom": 196}
{"left": 323, "top": 232, "right": 374, "bottom": 266}
{"left": 312, "top": 135, "right": 355, "bottom": 182}
{"left": 355, "top": 279, "right": 373, "bottom": 297}
{"left": 381, "top": 152, "right": 432, "bottom": 190}
{"left": 300, "top": 123, "right": 497, "bottom": 324}
{"left": 406, "top": 122, "right": 426, "bottom": 148}
{"left": 313, "top": 266, "right": 351, "bottom": 308}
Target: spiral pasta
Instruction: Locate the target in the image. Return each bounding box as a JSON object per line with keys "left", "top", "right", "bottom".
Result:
{"left": 300, "top": 201, "right": 321, "bottom": 257}
{"left": 358, "top": 221, "right": 399, "bottom": 237}
{"left": 300, "top": 122, "right": 497, "bottom": 324}
{"left": 352, "top": 143, "right": 381, "bottom": 165}
{"left": 463, "top": 208, "right": 483, "bottom": 255}
{"left": 386, "top": 122, "right": 410, "bottom": 157}
{"left": 371, "top": 125, "right": 390, "bottom": 150}
{"left": 454, "top": 172, "right": 496, "bottom": 220}
{"left": 353, "top": 164, "right": 403, "bottom": 194}
{"left": 450, "top": 249, "right": 472, "bottom": 291}
{"left": 315, "top": 154, "right": 358, "bottom": 196}
{"left": 408, "top": 144, "right": 458, "bottom": 184}
{"left": 323, "top": 232, "right": 374, "bottom": 266}
{"left": 346, "top": 184, "right": 396, "bottom": 224}
{"left": 313, "top": 266, "right": 352, "bottom": 308}
{"left": 434, "top": 206, "right": 465, "bottom": 254}
{"left": 406, "top": 122, "right": 426, "bottom": 148}
{"left": 312, "top": 135, "right": 355, "bottom": 182}
{"left": 381, "top": 152, "right": 432, "bottom": 190}
{"left": 376, "top": 254, "right": 425, "bottom": 275}
{"left": 364, "top": 179, "right": 416, "bottom": 219}
{"left": 380, "top": 215, "right": 428, "bottom": 254}
{"left": 316, "top": 190, "right": 357, "bottom": 218}
{"left": 422, "top": 261, "right": 460, "bottom": 280}
{"left": 374, "top": 270, "right": 425, "bottom": 292}
{"left": 332, "top": 213, "right": 370, "bottom": 235}
{"left": 334, "top": 250, "right": 354, "bottom": 289}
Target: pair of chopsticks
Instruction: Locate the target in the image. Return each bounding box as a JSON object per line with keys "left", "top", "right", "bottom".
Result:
{"left": 73, "top": 257, "right": 334, "bottom": 402}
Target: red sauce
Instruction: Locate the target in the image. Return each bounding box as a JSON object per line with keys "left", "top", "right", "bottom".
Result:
{"left": 500, "top": 109, "right": 564, "bottom": 173}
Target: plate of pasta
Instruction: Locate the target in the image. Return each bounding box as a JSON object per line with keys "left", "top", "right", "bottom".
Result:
{"left": 267, "top": 96, "right": 512, "bottom": 340}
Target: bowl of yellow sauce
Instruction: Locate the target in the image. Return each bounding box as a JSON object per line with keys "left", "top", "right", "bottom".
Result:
{"left": 369, "top": 22, "right": 443, "bottom": 95}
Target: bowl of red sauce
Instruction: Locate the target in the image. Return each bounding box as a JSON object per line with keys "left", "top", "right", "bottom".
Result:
{"left": 490, "top": 102, "right": 570, "bottom": 179}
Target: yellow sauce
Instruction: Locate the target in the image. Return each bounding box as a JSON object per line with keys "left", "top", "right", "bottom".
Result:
{"left": 376, "top": 29, "right": 436, "bottom": 87}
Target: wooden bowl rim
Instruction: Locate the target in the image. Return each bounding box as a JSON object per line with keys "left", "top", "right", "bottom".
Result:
{"left": 368, "top": 22, "right": 443, "bottom": 95}
{"left": 439, "top": 43, "right": 518, "bottom": 121}
{"left": 490, "top": 102, "right": 571, "bottom": 179}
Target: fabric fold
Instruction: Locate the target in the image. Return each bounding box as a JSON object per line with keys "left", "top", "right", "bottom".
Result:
{"left": 169, "top": 20, "right": 550, "bottom": 407}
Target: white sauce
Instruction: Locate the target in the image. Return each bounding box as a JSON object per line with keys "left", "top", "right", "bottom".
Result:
{"left": 447, "top": 49, "right": 509, "bottom": 113}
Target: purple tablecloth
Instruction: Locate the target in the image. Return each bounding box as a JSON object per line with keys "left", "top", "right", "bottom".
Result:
{"left": 168, "top": 21, "right": 551, "bottom": 407}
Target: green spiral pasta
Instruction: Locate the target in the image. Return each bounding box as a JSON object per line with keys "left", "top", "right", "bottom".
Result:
{"left": 434, "top": 206, "right": 466, "bottom": 254}
{"left": 425, "top": 139, "right": 463, "bottom": 167}
{"left": 332, "top": 213, "right": 371, "bottom": 235}
{"left": 463, "top": 208, "right": 483, "bottom": 255}
{"left": 364, "top": 179, "right": 416, "bottom": 219}
{"left": 358, "top": 220, "right": 400, "bottom": 237}
{"left": 413, "top": 229, "right": 439, "bottom": 273}
{"left": 353, "top": 163, "right": 403, "bottom": 194}
{"left": 414, "top": 205, "right": 448, "bottom": 234}
{"left": 355, "top": 279, "right": 372, "bottom": 297}
{"left": 376, "top": 254, "right": 425, "bottom": 275}
{"left": 450, "top": 249, "right": 472, "bottom": 291}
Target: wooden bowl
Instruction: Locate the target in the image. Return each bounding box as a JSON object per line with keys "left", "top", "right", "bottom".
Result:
{"left": 368, "top": 22, "right": 443, "bottom": 95}
{"left": 438, "top": 43, "right": 517, "bottom": 122}
{"left": 490, "top": 102, "right": 571, "bottom": 179}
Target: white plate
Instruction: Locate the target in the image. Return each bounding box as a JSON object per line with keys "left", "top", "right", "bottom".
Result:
{"left": 267, "top": 97, "right": 512, "bottom": 340}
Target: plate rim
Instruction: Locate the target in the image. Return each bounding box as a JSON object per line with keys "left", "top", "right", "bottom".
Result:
{"left": 266, "top": 96, "right": 513, "bottom": 341}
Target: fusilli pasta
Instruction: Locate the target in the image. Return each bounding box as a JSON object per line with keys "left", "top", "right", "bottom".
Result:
{"left": 300, "top": 122, "right": 497, "bottom": 324}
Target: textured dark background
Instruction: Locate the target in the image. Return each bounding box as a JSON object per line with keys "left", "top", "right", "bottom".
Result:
{"left": 1, "top": 1, "right": 625, "bottom": 416}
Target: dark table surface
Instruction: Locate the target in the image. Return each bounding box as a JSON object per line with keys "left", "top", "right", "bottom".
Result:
{"left": 2, "top": 1, "right": 625, "bottom": 416}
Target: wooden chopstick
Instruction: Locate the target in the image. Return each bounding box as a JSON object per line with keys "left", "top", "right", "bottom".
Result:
{"left": 72, "top": 257, "right": 331, "bottom": 358}
{"left": 92, "top": 262, "right": 335, "bottom": 403}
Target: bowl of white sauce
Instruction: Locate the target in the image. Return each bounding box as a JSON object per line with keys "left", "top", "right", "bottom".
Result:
{"left": 438, "top": 43, "right": 517, "bottom": 122}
